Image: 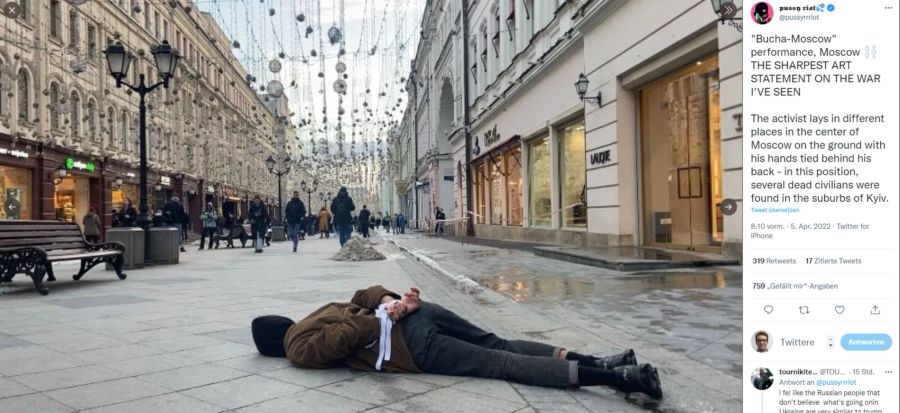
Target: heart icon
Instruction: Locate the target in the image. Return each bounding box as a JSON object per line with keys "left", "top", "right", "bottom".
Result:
{"left": 835, "top": 305, "right": 845, "bottom": 314}
{"left": 763, "top": 305, "right": 774, "bottom": 314}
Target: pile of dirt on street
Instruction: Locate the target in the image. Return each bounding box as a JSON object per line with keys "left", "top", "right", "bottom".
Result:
{"left": 331, "top": 236, "right": 387, "bottom": 261}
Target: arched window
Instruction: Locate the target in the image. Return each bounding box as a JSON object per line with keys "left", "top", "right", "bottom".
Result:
{"left": 121, "top": 110, "right": 129, "bottom": 151}
{"left": 86, "top": 99, "right": 98, "bottom": 141}
{"left": 49, "top": 83, "right": 60, "bottom": 129}
{"left": 70, "top": 90, "right": 81, "bottom": 138}
{"left": 17, "top": 68, "right": 30, "bottom": 122}
{"left": 107, "top": 107, "right": 116, "bottom": 147}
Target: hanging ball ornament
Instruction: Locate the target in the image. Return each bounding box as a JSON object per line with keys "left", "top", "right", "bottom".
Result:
{"left": 327, "top": 26, "right": 343, "bottom": 45}
{"left": 335, "top": 62, "right": 346, "bottom": 74}
{"left": 296, "top": 13, "right": 305, "bottom": 22}
{"left": 333, "top": 79, "right": 347, "bottom": 94}
{"left": 268, "top": 59, "right": 282, "bottom": 74}
{"left": 266, "top": 80, "right": 284, "bottom": 98}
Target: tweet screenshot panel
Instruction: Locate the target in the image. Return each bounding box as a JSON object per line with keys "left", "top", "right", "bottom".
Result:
{"left": 744, "top": 1, "right": 899, "bottom": 411}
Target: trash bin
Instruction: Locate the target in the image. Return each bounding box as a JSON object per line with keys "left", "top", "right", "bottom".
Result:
{"left": 272, "top": 224, "right": 286, "bottom": 242}
{"left": 105, "top": 227, "right": 145, "bottom": 270}
{"left": 149, "top": 226, "right": 180, "bottom": 265}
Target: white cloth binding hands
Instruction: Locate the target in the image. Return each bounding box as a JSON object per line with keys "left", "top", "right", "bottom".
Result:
{"left": 374, "top": 303, "right": 393, "bottom": 370}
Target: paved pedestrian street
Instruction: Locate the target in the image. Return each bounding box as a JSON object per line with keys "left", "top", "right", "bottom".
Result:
{"left": 1, "top": 233, "right": 741, "bottom": 412}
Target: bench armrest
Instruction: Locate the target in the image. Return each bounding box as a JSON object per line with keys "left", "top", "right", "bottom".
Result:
{"left": 85, "top": 241, "right": 126, "bottom": 253}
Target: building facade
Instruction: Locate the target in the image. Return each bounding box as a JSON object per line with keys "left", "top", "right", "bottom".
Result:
{"left": 396, "top": 0, "right": 465, "bottom": 230}
{"left": 392, "top": 0, "right": 743, "bottom": 257}
{"left": 1, "top": 0, "right": 288, "bottom": 233}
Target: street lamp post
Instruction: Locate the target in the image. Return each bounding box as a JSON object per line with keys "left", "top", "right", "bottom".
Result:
{"left": 300, "top": 179, "right": 318, "bottom": 212}
{"left": 103, "top": 41, "right": 179, "bottom": 266}
{"left": 265, "top": 155, "right": 292, "bottom": 224}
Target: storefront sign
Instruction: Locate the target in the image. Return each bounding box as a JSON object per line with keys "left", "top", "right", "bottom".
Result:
{"left": 65, "top": 157, "right": 96, "bottom": 172}
{"left": 484, "top": 125, "right": 501, "bottom": 146}
{"left": 0, "top": 147, "right": 29, "bottom": 159}
{"left": 160, "top": 176, "right": 172, "bottom": 186}
{"left": 589, "top": 149, "right": 612, "bottom": 166}
{"left": 223, "top": 186, "right": 238, "bottom": 198}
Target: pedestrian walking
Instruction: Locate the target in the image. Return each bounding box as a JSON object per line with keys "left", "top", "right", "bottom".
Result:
{"left": 307, "top": 212, "right": 318, "bottom": 237}
{"left": 329, "top": 186, "right": 356, "bottom": 247}
{"left": 375, "top": 213, "right": 382, "bottom": 230}
{"left": 82, "top": 207, "right": 101, "bottom": 243}
{"left": 285, "top": 191, "right": 307, "bottom": 253}
{"left": 163, "top": 195, "right": 188, "bottom": 252}
{"left": 369, "top": 215, "right": 376, "bottom": 234}
{"left": 117, "top": 198, "right": 138, "bottom": 227}
{"left": 249, "top": 196, "right": 269, "bottom": 253}
{"left": 199, "top": 203, "right": 218, "bottom": 250}
{"left": 317, "top": 207, "right": 331, "bottom": 238}
{"left": 397, "top": 212, "right": 407, "bottom": 234}
{"left": 358, "top": 206, "right": 371, "bottom": 238}
{"left": 382, "top": 214, "right": 391, "bottom": 233}
{"left": 434, "top": 208, "right": 446, "bottom": 235}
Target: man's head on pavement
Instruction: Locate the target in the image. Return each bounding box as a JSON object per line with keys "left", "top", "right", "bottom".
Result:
{"left": 171, "top": 196, "right": 180, "bottom": 203}
{"left": 252, "top": 315, "right": 293, "bottom": 357}
{"left": 293, "top": 191, "right": 300, "bottom": 198}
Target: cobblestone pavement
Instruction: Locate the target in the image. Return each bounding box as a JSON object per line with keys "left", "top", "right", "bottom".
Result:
{"left": 1, "top": 232, "right": 738, "bottom": 412}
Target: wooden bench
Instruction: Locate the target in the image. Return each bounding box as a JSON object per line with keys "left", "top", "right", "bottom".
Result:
{"left": 0, "top": 220, "right": 127, "bottom": 295}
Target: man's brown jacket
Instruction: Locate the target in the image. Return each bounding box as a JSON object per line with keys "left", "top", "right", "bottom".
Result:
{"left": 283, "top": 285, "right": 421, "bottom": 373}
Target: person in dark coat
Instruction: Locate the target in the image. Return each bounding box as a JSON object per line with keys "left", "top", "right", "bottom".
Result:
{"left": 358, "top": 206, "right": 371, "bottom": 238}
{"left": 250, "top": 285, "right": 661, "bottom": 399}
{"left": 249, "top": 195, "right": 270, "bottom": 253}
{"left": 382, "top": 214, "right": 391, "bottom": 232}
{"left": 117, "top": 198, "right": 138, "bottom": 227}
{"left": 285, "top": 191, "right": 307, "bottom": 252}
{"left": 434, "top": 207, "right": 446, "bottom": 235}
{"left": 163, "top": 196, "right": 188, "bottom": 252}
{"left": 329, "top": 186, "right": 355, "bottom": 246}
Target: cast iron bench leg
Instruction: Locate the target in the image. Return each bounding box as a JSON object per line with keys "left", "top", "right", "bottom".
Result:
{"left": 30, "top": 263, "right": 50, "bottom": 295}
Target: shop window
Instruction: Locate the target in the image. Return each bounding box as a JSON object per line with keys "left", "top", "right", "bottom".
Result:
{"left": 505, "top": 147, "right": 523, "bottom": 226}
{"left": 1, "top": 166, "right": 32, "bottom": 220}
{"left": 54, "top": 176, "right": 91, "bottom": 226}
{"left": 559, "top": 121, "right": 587, "bottom": 228}
{"left": 528, "top": 136, "right": 551, "bottom": 226}
{"left": 473, "top": 161, "right": 487, "bottom": 224}
{"left": 489, "top": 157, "right": 503, "bottom": 225}
{"left": 17, "top": 69, "right": 30, "bottom": 123}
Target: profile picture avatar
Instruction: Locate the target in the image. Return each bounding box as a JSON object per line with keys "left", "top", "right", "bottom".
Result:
{"left": 751, "top": 367, "right": 775, "bottom": 390}
{"left": 752, "top": 330, "right": 771, "bottom": 353}
{"left": 752, "top": 2, "right": 774, "bottom": 24}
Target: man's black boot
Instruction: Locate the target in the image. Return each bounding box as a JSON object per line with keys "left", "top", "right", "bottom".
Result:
{"left": 593, "top": 349, "right": 637, "bottom": 369}
{"left": 613, "top": 363, "right": 662, "bottom": 399}
{"left": 566, "top": 349, "right": 636, "bottom": 369}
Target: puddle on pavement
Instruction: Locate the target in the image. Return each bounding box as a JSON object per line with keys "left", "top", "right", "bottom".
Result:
{"left": 477, "top": 270, "right": 740, "bottom": 302}
{"left": 619, "top": 270, "right": 741, "bottom": 291}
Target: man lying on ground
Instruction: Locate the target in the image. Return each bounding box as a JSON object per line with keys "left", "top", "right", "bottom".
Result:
{"left": 251, "top": 285, "right": 662, "bottom": 399}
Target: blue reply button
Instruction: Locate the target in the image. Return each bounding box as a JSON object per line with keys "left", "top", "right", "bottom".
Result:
{"left": 841, "top": 334, "right": 892, "bottom": 351}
